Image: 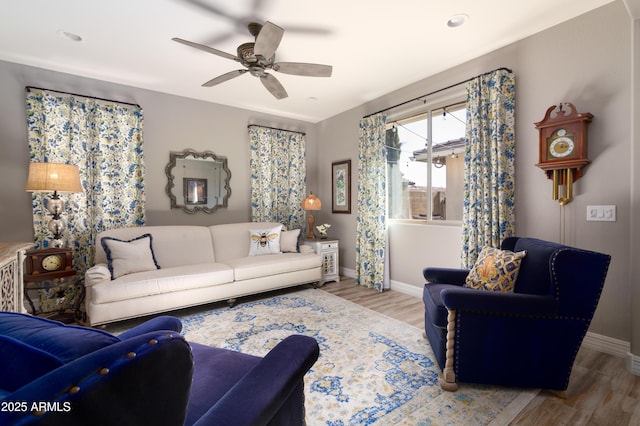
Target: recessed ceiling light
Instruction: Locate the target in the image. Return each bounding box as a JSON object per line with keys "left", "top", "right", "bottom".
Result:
{"left": 446, "top": 14, "right": 469, "bottom": 28}
{"left": 57, "top": 30, "right": 83, "bottom": 42}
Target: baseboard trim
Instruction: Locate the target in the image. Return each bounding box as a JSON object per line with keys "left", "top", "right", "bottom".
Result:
{"left": 340, "top": 267, "right": 355, "bottom": 279}
{"left": 390, "top": 280, "right": 422, "bottom": 298}
{"left": 627, "top": 352, "right": 640, "bottom": 375}
{"left": 582, "top": 332, "right": 629, "bottom": 358}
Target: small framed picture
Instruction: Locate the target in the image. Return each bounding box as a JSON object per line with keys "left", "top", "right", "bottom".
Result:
{"left": 184, "top": 178, "right": 208, "bottom": 205}
{"left": 332, "top": 160, "right": 351, "bottom": 214}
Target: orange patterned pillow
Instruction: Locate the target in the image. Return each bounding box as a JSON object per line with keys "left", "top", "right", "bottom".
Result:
{"left": 465, "top": 247, "right": 527, "bottom": 292}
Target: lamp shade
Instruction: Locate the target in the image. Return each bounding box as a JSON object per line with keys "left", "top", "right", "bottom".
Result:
{"left": 25, "top": 162, "right": 82, "bottom": 193}
{"left": 302, "top": 192, "right": 322, "bottom": 211}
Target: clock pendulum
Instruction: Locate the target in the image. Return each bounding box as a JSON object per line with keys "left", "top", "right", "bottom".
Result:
{"left": 534, "top": 103, "right": 593, "bottom": 205}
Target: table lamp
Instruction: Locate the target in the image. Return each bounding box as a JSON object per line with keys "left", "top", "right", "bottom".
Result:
{"left": 25, "top": 162, "right": 83, "bottom": 248}
{"left": 302, "top": 192, "right": 322, "bottom": 239}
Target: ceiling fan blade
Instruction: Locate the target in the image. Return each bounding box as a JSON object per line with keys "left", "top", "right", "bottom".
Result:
{"left": 254, "top": 21, "right": 284, "bottom": 59}
{"left": 202, "top": 70, "right": 247, "bottom": 87}
{"left": 274, "top": 62, "right": 333, "bottom": 77}
{"left": 172, "top": 37, "right": 239, "bottom": 62}
{"left": 260, "top": 73, "right": 288, "bottom": 99}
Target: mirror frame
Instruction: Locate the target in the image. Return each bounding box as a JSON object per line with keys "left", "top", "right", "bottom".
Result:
{"left": 165, "top": 149, "right": 232, "bottom": 214}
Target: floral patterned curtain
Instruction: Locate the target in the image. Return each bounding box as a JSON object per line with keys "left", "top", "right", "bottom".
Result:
{"left": 461, "top": 69, "right": 516, "bottom": 268}
{"left": 248, "top": 125, "right": 306, "bottom": 229}
{"left": 356, "top": 113, "right": 389, "bottom": 291}
{"left": 26, "top": 90, "right": 145, "bottom": 275}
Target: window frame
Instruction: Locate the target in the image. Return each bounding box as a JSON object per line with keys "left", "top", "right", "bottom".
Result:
{"left": 386, "top": 89, "right": 466, "bottom": 225}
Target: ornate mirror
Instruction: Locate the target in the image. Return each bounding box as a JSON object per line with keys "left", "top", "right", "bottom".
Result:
{"left": 165, "top": 149, "right": 231, "bottom": 214}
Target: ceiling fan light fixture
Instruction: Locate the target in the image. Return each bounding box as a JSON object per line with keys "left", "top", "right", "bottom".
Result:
{"left": 446, "top": 14, "right": 469, "bottom": 28}
{"left": 173, "top": 20, "right": 332, "bottom": 100}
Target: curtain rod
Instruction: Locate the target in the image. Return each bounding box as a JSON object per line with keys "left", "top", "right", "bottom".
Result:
{"left": 247, "top": 124, "right": 305, "bottom": 136}
{"left": 363, "top": 67, "right": 512, "bottom": 119}
{"left": 25, "top": 86, "right": 141, "bottom": 108}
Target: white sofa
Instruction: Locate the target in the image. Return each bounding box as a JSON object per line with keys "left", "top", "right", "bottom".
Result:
{"left": 84, "top": 222, "right": 321, "bottom": 325}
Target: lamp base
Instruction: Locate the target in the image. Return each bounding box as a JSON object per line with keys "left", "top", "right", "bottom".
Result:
{"left": 306, "top": 212, "right": 316, "bottom": 239}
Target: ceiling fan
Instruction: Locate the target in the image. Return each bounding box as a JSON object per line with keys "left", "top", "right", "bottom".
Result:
{"left": 172, "top": 21, "right": 333, "bottom": 99}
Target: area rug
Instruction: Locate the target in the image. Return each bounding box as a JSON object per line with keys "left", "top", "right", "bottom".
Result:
{"left": 108, "top": 288, "right": 537, "bottom": 425}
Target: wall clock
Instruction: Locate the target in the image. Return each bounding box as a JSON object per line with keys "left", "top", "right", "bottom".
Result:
{"left": 24, "top": 247, "right": 76, "bottom": 281}
{"left": 534, "top": 102, "right": 593, "bottom": 205}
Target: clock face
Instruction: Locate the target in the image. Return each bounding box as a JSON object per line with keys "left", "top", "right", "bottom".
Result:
{"left": 42, "top": 254, "right": 63, "bottom": 271}
{"left": 548, "top": 129, "right": 575, "bottom": 158}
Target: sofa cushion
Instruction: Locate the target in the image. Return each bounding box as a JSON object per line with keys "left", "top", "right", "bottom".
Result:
{"left": 422, "top": 284, "right": 450, "bottom": 328}
{"left": 281, "top": 228, "right": 302, "bottom": 253}
{"left": 95, "top": 226, "right": 216, "bottom": 268}
{"left": 91, "top": 263, "right": 234, "bottom": 304}
{"left": 248, "top": 225, "right": 282, "bottom": 256}
{"left": 101, "top": 233, "right": 160, "bottom": 279}
{"left": 465, "top": 247, "right": 527, "bottom": 292}
{"left": 209, "top": 222, "right": 284, "bottom": 263}
{"left": 0, "top": 335, "right": 63, "bottom": 392}
{"left": 226, "top": 253, "right": 321, "bottom": 281}
{"left": 186, "top": 343, "right": 261, "bottom": 425}
{"left": 0, "top": 312, "right": 119, "bottom": 363}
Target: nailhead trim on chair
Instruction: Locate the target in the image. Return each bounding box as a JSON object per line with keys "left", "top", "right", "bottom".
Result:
{"left": 28, "top": 333, "right": 182, "bottom": 418}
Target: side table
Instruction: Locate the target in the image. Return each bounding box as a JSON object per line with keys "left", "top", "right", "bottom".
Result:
{"left": 0, "top": 242, "right": 33, "bottom": 313}
{"left": 24, "top": 275, "right": 85, "bottom": 324}
{"left": 302, "top": 238, "right": 340, "bottom": 285}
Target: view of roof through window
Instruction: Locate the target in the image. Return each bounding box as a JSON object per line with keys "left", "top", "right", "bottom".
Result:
{"left": 393, "top": 105, "right": 466, "bottom": 188}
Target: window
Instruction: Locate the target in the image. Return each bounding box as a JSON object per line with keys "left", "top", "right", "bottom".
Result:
{"left": 387, "top": 102, "right": 466, "bottom": 221}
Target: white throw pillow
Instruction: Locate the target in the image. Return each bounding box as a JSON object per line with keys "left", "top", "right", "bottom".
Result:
{"left": 248, "top": 226, "right": 282, "bottom": 256}
{"left": 280, "top": 228, "right": 302, "bottom": 253}
{"left": 101, "top": 233, "right": 160, "bottom": 279}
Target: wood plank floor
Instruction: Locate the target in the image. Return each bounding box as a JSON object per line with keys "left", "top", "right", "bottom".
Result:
{"left": 321, "top": 278, "right": 640, "bottom": 425}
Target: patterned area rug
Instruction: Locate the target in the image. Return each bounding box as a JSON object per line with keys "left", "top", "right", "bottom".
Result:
{"left": 108, "top": 288, "right": 537, "bottom": 425}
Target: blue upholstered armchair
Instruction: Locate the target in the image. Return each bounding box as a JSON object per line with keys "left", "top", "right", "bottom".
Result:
{"left": 422, "top": 237, "right": 610, "bottom": 392}
{"left": 0, "top": 313, "right": 319, "bottom": 425}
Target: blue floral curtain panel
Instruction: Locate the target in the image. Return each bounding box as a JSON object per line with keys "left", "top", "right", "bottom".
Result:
{"left": 26, "top": 90, "right": 145, "bottom": 274}
{"left": 461, "top": 69, "right": 516, "bottom": 268}
{"left": 248, "top": 125, "right": 306, "bottom": 230}
{"left": 356, "top": 113, "right": 389, "bottom": 292}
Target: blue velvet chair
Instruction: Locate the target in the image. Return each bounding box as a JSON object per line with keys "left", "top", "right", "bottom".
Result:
{"left": 422, "top": 237, "right": 610, "bottom": 392}
{"left": 0, "top": 312, "right": 319, "bottom": 425}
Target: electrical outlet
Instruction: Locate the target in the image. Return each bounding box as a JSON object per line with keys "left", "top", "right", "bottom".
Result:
{"left": 586, "top": 205, "right": 616, "bottom": 222}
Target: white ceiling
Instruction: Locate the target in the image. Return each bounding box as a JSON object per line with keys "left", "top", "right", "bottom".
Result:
{"left": 0, "top": 0, "right": 616, "bottom": 123}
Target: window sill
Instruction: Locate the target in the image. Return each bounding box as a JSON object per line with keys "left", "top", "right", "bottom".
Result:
{"left": 388, "top": 219, "right": 462, "bottom": 227}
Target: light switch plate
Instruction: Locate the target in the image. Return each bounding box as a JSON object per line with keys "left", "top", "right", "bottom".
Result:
{"left": 586, "top": 205, "right": 616, "bottom": 222}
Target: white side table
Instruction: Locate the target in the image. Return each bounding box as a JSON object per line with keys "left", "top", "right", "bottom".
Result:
{"left": 302, "top": 239, "right": 340, "bottom": 285}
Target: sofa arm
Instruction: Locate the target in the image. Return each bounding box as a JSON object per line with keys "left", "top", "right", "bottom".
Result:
{"left": 423, "top": 267, "right": 469, "bottom": 286}
{"left": 193, "top": 335, "right": 319, "bottom": 426}
{"left": 85, "top": 263, "right": 111, "bottom": 286}
{"left": 117, "top": 316, "right": 183, "bottom": 340}
{"left": 441, "top": 287, "right": 559, "bottom": 316}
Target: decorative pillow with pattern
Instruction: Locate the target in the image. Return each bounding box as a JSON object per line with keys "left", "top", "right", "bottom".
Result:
{"left": 464, "top": 246, "right": 527, "bottom": 292}
{"left": 248, "top": 226, "right": 282, "bottom": 256}
{"left": 101, "top": 233, "right": 161, "bottom": 280}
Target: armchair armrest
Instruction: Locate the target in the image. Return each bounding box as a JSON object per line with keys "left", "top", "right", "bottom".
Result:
{"left": 1, "top": 331, "right": 193, "bottom": 426}
{"left": 193, "top": 334, "right": 319, "bottom": 426}
{"left": 441, "top": 287, "right": 559, "bottom": 317}
{"left": 117, "top": 316, "right": 183, "bottom": 340}
{"left": 423, "top": 267, "right": 470, "bottom": 286}
{"left": 85, "top": 263, "right": 111, "bottom": 286}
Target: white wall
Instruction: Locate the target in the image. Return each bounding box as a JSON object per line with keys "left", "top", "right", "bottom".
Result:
{"left": 0, "top": 61, "right": 318, "bottom": 240}
{"left": 316, "top": 2, "right": 633, "bottom": 344}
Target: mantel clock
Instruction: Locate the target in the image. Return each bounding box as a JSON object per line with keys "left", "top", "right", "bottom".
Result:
{"left": 24, "top": 247, "right": 76, "bottom": 282}
{"left": 534, "top": 102, "right": 593, "bottom": 205}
